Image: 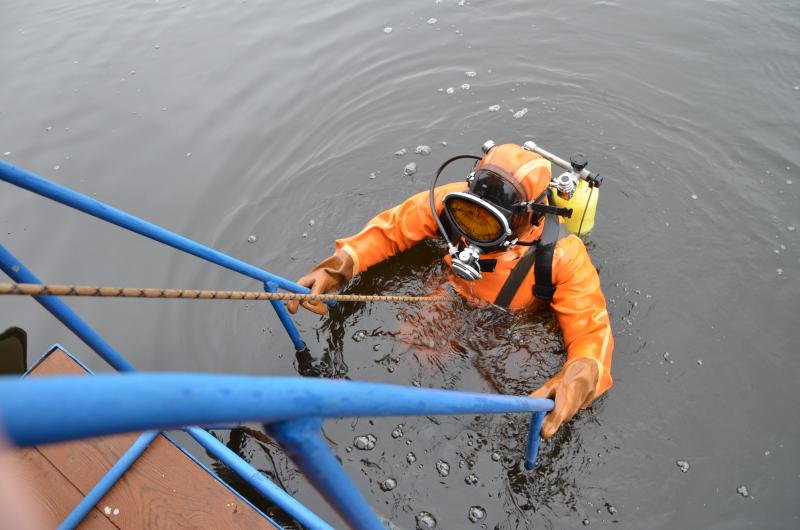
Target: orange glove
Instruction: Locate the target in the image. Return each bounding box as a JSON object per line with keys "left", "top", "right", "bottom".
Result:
{"left": 529, "top": 357, "right": 600, "bottom": 438}
{"left": 286, "top": 249, "right": 355, "bottom": 315}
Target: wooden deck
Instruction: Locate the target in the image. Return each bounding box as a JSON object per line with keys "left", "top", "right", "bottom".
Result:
{"left": 10, "top": 348, "right": 278, "bottom": 529}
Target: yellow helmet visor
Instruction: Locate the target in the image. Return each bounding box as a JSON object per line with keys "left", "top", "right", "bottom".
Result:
{"left": 442, "top": 192, "right": 512, "bottom": 246}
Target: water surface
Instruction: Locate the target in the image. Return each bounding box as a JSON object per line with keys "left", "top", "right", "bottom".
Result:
{"left": 2, "top": 0, "right": 799, "bottom": 528}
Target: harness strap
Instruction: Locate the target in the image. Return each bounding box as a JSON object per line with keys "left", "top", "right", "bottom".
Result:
{"left": 533, "top": 214, "right": 561, "bottom": 301}
{"left": 493, "top": 245, "right": 537, "bottom": 308}
{"left": 494, "top": 214, "right": 562, "bottom": 308}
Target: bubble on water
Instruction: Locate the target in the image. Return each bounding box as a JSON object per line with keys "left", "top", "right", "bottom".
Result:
{"left": 607, "top": 504, "right": 617, "bottom": 515}
{"left": 301, "top": 232, "right": 308, "bottom": 238}
{"left": 461, "top": 83, "right": 471, "bottom": 90}
{"left": 380, "top": 478, "right": 397, "bottom": 491}
{"left": 737, "top": 485, "right": 749, "bottom": 497}
{"left": 787, "top": 226, "right": 796, "bottom": 232}
{"left": 697, "top": 359, "right": 703, "bottom": 365}
{"left": 415, "top": 145, "right": 431, "bottom": 155}
{"left": 468, "top": 506, "right": 486, "bottom": 523}
{"left": 776, "top": 268, "right": 783, "bottom": 275}
{"left": 446, "top": 87, "right": 455, "bottom": 95}
{"left": 387, "top": 366, "right": 395, "bottom": 373}
{"left": 353, "top": 433, "right": 377, "bottom": 450}
{"left": 691, "top": 194, "right": 698, "bottom": 200}
{"left": 404, "top": 162, "right": 418, "bottom": 176}
{"left": 345, "top": 446, "right": 352, "bottom": 453}
{"left": 663, "top": 352, "right": 673, "bottom": 364}
{"left": 383, "top": 26, "right": 393, "bottom": 34}
{"left": 53, "top": 165, "right": 60, "bottom": 170}
{"left": 352, "top": 330, "right": 368, "bottom": 342}
{"left": 676, "top": 460, "right": 690, "bottom": 473}
{"left": 154, "top": 44, "right": 160, "bottom": 49}
{"left": 787, "top": 180, "right": 793, "bottom": 185}
{"left": 392, "top": 426, "right": 404, "bottom": 439}
{"left": 372, "top": 344, "right": 381, "bottom": 351}
{"left": 247, "top": 235, "right": 257, "bottom": 243}
{"left": 186, "top": 152, "right": 192, "bottom": 157}
{"left": 435, "top": 460, "right": 450, "bottom": 477}
{"left": 512, "top": 108, "right": 528, "bottom": 119}
{"left": 3, "top": 152, "right": 10, "bottom": 156}
{"left": 406, "top": 452, "right": 417, "bottom": 464}
{"left": 488, "top": 104, "right": 500, "bottom": 112}
{"left": 465, "top": 473, "right": 478, "bottom": 485}
{"left": 129, "top": 70, "right": 136, "bottom": 75}
{"left": 465, "top": 71, "right": 477, "bottom": 78}
{"left": 441, "top": 141, "right": 448, "bottom": 146}
{"left": 582, "top": 518, "right": 590, "bottom": 526}
{"left": 427, "top": 18, "right": 438, "bottom": 25}
{"left": 416, "top": 511, "right": 437, "bottom": 529}
{"left": 491, "top": 452, "right": 501, "bottom": 461}
{"left": 764, "top": 450, "right": 770, "bottom": 456}
{"left": 369, "top": 172, "right": 377, "bottom": 179}
{"left": 45, "top": 126, "right": 53, "bottom": 131}
{"left": 395, "top": 148, "right": 407, "bottom": 157}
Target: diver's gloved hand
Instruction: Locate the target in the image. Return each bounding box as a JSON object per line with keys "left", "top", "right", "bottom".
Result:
{"left": 286, "top": 249, "right": 355, "bottom": 315}
{"left": 529, "top": 357, "right": 600, "bottom": 439}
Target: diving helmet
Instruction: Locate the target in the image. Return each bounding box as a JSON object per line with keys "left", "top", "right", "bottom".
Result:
{"left": 430, "top": 141, "right": 558, "bottom": 280}
{"left": 443, "top": 165, "right": 534, "bottom": 251}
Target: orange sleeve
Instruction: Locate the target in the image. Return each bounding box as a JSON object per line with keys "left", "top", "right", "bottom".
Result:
{"left": 335, "top": 182, "right": 466, "bottom": 273}
{"left": 550, "top": 235, "right": 614, "bottom": 398}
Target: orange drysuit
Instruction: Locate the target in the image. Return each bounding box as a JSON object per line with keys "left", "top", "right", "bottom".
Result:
{"left": 335, "top": 145, "right": 613, "bottom": 398}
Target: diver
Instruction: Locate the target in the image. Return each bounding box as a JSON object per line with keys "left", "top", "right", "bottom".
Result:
{"left": 287, "top": 141, "right": 613, "bottom": 439}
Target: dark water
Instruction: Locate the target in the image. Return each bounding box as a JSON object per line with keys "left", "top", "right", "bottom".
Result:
{"left": 2, "top": 0, "right": 799, "bottom": 528}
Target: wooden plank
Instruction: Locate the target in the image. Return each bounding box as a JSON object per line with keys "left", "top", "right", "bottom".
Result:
{"left": 13, "top": 348, "right": 277, "bottom": 529}
{"left": 8, "top": 447, "right": 116, "bottom": 529}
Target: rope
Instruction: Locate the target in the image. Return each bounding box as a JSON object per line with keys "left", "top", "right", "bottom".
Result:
{"left": 0, "top": 283, "right": 454, "bottom": 304}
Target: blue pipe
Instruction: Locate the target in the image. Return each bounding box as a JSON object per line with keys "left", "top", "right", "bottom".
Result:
{"left": 525, "top": 411, "right": 547, "bottom": 470}
{"left": 58, "top": 431, "right": 158, "bottom": 530}
{"left": 0, "top": 245, "right": 331, "bottom": 529}
{"left": 266, "top": 418, "right": 382, "bottom": 530}
{"left": 0, "top": 374, "right": 553, "bottom": 452}
{"left": 0, "top": 160, "right": 305, "bottom": 294}
{"left": 266, "top": 281, "right": 306, "bottom": 350}
{"left": 0, "top": 245, "right": 136, "bottom": 372}
{"left": 185, "top": 426, "right": 334, "bottom": 530}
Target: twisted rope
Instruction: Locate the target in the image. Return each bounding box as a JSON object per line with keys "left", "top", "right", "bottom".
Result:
{"left": 0, "top": 283, "right": 454, "bottom": 304}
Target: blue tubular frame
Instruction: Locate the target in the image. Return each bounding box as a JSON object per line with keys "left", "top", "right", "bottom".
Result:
{"left": 0, "top": 375, "right": 553, "bottom": 446}
{"left": 0, "top": 160, "right": 332, "bottom": 343}
{"left": 265, "top": 418, "right": 384, "bottom": 530}
{"left": 0, "top": 245, "right": 333, "bottom": 530}
{"left": 0, "top": 374, "right": 553, "bottom": 530}
{"left": 0, "top": 161, "right": 555, "bottom": 530}
{"left": 58, "top": 431, "right": 159, "bottom": 530}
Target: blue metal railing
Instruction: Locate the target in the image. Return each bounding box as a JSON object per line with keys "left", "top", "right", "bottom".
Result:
{"left": 0, "top": 244, "right": 333, "bottom": 530}
{"left": 0, "top": 160, "right": 553, "bottom": 530}
{"left": 0, "top": 374, "right": 552, "bottom": 530}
